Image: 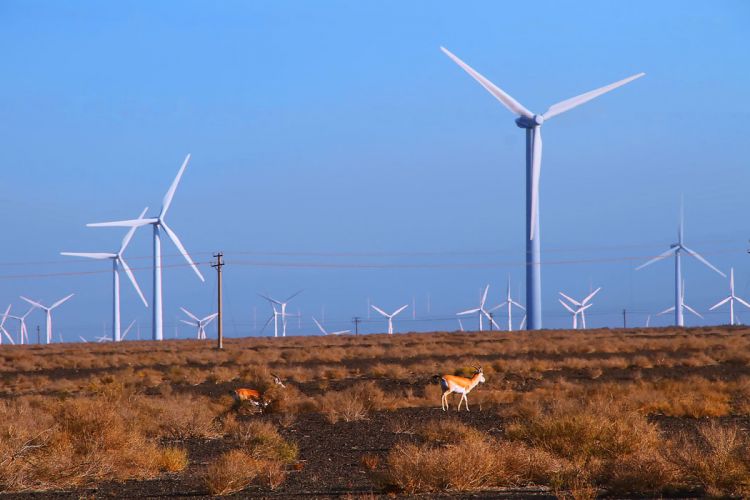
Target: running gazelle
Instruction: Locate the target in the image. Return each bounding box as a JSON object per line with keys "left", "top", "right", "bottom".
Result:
{"left": 436, "top": 365, "right": 485, "bottom": 411}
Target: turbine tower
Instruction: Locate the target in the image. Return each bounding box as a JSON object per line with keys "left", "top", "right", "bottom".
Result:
{"left": 20, "top": 294, "right": 74, "bottom": 344}
{"left": 259, "top": 291, "right": 302, "bottom": 337}
{"left": 457, "top": 285, "right": 499, "bottom": 331}
{"left": 180, "top": 307, "right": 218, "bottom": 339}
{"left": 657, "top": 280, "right": 703, "bottom": 324}
{"left": 441, "top": 47, "right": 644, "bottom": 330}
{"left": 710, "top": 268, "right": 750, "bottom": 325}
{"left": 371, "top": 304, "right": 408, "bottom": 334}
{"left": 62, "top": 207, "right": 149, "bottom": 342}
{"left": 312, "top": 317, "right": 350, "bottom": 335}
{"left": 636, "top": 203, "right": 724, "bottom": 326}
{"left": 559, "top": 287, "right": 601, "bottom": 329}
{"left": 489, "top": 277, "right": 525, "bottom": 331}
{"left": 87, "top": 155, "right": 205, "bottom": 341}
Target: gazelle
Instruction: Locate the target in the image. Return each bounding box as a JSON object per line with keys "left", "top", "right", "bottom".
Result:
{"left": 436, "top": 365, "right": 485, "bottom": 412}
{"left": 229, "top": 373, "right": 287, "bottom": 410}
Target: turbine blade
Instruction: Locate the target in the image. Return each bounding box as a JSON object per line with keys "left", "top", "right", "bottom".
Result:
{"left": 657, "top": 306, "right": 675, "bottom": 316}
{"left": 285, "top": 290, "right": 304, "bottom": 302}
{"left": 682, "top": 246, "right": 726, "bottom": 277}
{"left": 542, "top": 72, "right": 645, "bottom": 120}
{"left": 121, "top": 319, "right": 137, "bottom": 339}
{"left": 559, "top": 292, "right": 582, "bottom": 307}
{"left": 118, "top": 257, "right": 148, "bottom": 307}
{"left": 371, "top": 305, "right": 388, "bottom": 317}
{"left": 457, "top": 308, "right": 481, "bottom": 316}
{"left": 709, "top": 297, "right": 731, "bottom": 310}
{"left": 180, "top": 307, "right": 200, "bottom": 322}
{"left": 202, "top": 313, "right": 218, "bottom": 324}
{"left": 160, "top": 154, "right": 191, "bottom": 218}
{"left": 480, "top": 285, "right": 489, "bottom": 308}
{"left": 558, "top": 299, "right": 576, "bottom": 314}
{"left": 736, "top": 296, "right": 750, "bottom": 310}
{"left": 87, "top": 218, "right": 157, "bottom": 228}
{"left": 529, "top": 126, "right": 542, "bottom": 240}
{"left": 510, "top": 300, "right": 526, "bottom": 310}
{"left": 50, "top": 294, "right": 74, "bottom": 310}
{"left": 20, "top": 296, "right": 44, "bottom": 310}
{"left": 636, "top": 247, "right": 677, "bottom": 270}
{"left": 683, "top": 303, "right": 703, "bottom": 319}
{"left": 160, "top": 221, "right": 205, "bottom": 281}
{"left": 180, "top": 319, "right": 198, "bottom": 327}
{"left": 392, "top": 304, "right": 409, "bottom": 317}
{"left": 312, "top": 317, "right": 326, "bottom": 334}
{"left": 119, "top": 207, "right": 149, "bottom": 253}
{"left": 488, "top": 301, "right": 508, "bottom": 312}
{"left": 582, "top": 287, "right": 602, "bottom": 305}
{"left": 482, "top": 309, "right": 500, "bottom": 330}
{"left": 60, "top": 252, "right": 116, "bottom": 259}
{"left": 258, "top": 294, "right": 283, "bottom": 306}
{"left": 331, "top": 330, "right": 350, "bottom": 335}
{"left": 440, "top": 47, "right": 533, "bottom": 118}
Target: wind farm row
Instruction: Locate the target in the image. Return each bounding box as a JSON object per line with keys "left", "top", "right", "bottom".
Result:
{"left": 1, "top": 47, "right": 746, "bottom": 345}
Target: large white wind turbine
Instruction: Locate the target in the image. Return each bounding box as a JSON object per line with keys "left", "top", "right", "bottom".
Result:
{"left": 636, "top": 204, "right": 724, "bottom": 326}
{"left": 371, "top": 304, "right": 409, "bottom": 335}
{"left": 559, "top": 287, "right": 601, "bottom": 329}
{"left": 457, "top": 285, "right": 499, "bottom": 331}
{"left": 657, "top": 280, "right": 703, "bottom": 323}
{"left": 558, "top": 299, "right": 591, "bottom": 329}
{"left": 5, "top": 306, "right": 34, "bottom": 344}
{"left": 62, "top": 207, "right": 149, "bottom": 342}
{"left": 489, "top": 277, "right": 525, "bottom": 331}
{"left": 180, "top": 307, "right": 218, "bottom": 339}
{"left": 710, "top": 268, "right": 750, "bottom": 326}
{"left": 312, "top": 317, "right": 350, "bottom": 336}
{"left": 20, "top": 294, "right": 74, "bottom": 344}
{"left": 87, "top": 155, "right": 205, "bottom": 341}
{"left": 441, "top": 47, "right": 644, "bottom": 330}
{"left": 259, "top": 291, "right": 302, "bottom": 337}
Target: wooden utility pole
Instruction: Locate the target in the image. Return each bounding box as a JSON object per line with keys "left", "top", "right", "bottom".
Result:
{"left": 211, "top": 252, "right": 225, "bottom": 349}
{"left": 622, "top": 309, "right": 627, "bottom": 328}
{"left": 353, "top": 316, "right": 361, "bottom": 336}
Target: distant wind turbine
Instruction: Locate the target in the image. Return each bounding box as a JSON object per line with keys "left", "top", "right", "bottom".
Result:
{"left": 709, "top": 268, "right": 750, "bottom": 326}
{"left": 5, "top": 307, "right": 34, "bottom": 344}
{"left": 259, "top": 291, "right": 302, "bottom": 337}
{"left": 441, "top": 46, "right": 644, "bottom": 330}
{"left": 180, "top": 307, "right": 218, "bottom": 339}
{"left": 371, "top": 304, "right": 408, "bottom": 335}
{"left": 457, "top": 285, "right": 499, "bottom": 331}
{"left": 312, "top": 317, "right": 350, "bottom": 336}
{"left": 559, "top": 287, "right": 601, "bottom": 329}
{"left": 489, "top": 277, "right": 525, "bottom": 331}
{"left": 0, "top": 305, "right": 14, "bottom": 344}
{"left": 636, "top": 202, "right": 724, "bottom": 326}
{"left": 62, "top": 207, "right": 149, "bottom": 342}
{"left": 20, "top": 294, "right": 74, "bottom": 344}
{"left": 87, "top": 154, "right": 205, "bottom": 341}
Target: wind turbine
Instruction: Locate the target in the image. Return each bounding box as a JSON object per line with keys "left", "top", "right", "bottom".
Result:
{"left": 710, "top": 268, "right": 750, "bottom": 326}
{"left": 86, "top": 154, "right": 204, "bottom": 341}
{"left": 636, "top": 203, "right": 724, "bottom": 326}
{"left": 120, "top": 319, "right": 137, "bottom": 340}
{"left": 457, "top": 285, "right": 499, "bottom": 331}
{"left": 312, "top": 317, "right": 350, "bottom": 336}
{"left": 259, "top": 291, "right": 302, "bottom": 337}
{"left": 489, "top": 277, "right": 525, "bottom": 331}
{"left": 371, "top": 304, "right": 409, "bottom": 334}
{"left": 559, "top": 287, "right": 601, "bottom": 329}
{"left": 180, "top": 307, "right": 218, "bottom": 339}
{"left": 657, "top": 280, "right": 703, "bottom": 323}
{"left": 5, "top": 306, "right": 33, "bottom": 344}
{"left": 0, "top": 305, "right": 14, "bottom": 344}
{"left": 20, "top": 294, "right": 74, "bottom": 344}
{"left": 61, "top": 207, "right": 149, "bottom": 342}
{"left": 558, "top": 299, "right": 591, "bottom": 329}
{"left": 441, "top": 47, "right": 644, "bottom": 330}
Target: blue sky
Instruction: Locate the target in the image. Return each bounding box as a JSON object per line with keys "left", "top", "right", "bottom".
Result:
{"left": 0, "top": 1, "right": 748, "bottom": 340}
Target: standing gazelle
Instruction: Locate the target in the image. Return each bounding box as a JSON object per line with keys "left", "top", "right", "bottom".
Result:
{"left": 436, "top": 366, "right": 485, "bottom": 412}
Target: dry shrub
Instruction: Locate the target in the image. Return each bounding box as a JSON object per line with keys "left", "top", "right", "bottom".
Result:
{"left": 228, "top": 420, "right": 298, "bottom": 464}
{"left": 360, "top": 453, "right": 379, "bottom": 470}
{"left": 387, "top": 432, "right": 556, "bottom": 493}
{"left": 632, "top": 378, "right": 731, "bottom": 417}
{"left": 145, "top": 394, "right": 222, "bottom": 440}
{"left": 668, "top": 422, "right": 750, "bottom": 496}
{"left": 158, "top": 446, "right": 189, "bottom": 472}
{"left": 203, "top": 449, "right": 266, "bottom": 495}
{"left": 417, "top": 418, "right": 485, "bottom": 444}
{"left": 317, "top": 381, "right": 391, "bottom": 424}
{"left": 263, "top": 384, "right": 316, "bottom": 415}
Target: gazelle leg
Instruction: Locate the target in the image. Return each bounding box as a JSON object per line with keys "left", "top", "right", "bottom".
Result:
{"left": 457, "top": 394, "right": 463, "bottom": 411}
{"left": 463, "top": 394, "right": 470, "bottom": 412}
{"left": 442, "top": 391, "right": 450, "bottom": 411}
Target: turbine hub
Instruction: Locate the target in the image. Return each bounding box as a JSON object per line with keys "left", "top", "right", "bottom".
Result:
{"left": 514, "top": 115, "right": 542, "bottom": 129}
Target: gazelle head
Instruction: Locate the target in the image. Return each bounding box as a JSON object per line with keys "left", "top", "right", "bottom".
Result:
{"left": 271, "top": 373, "right": 286, "bottom": 388}
{"left": 473, "top": 365, "right": 485, "bottom": 384}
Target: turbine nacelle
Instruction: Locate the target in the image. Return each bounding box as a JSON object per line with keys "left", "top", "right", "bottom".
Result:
{"left": 515, "top": 115, "right": 544, "bottom": 129}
